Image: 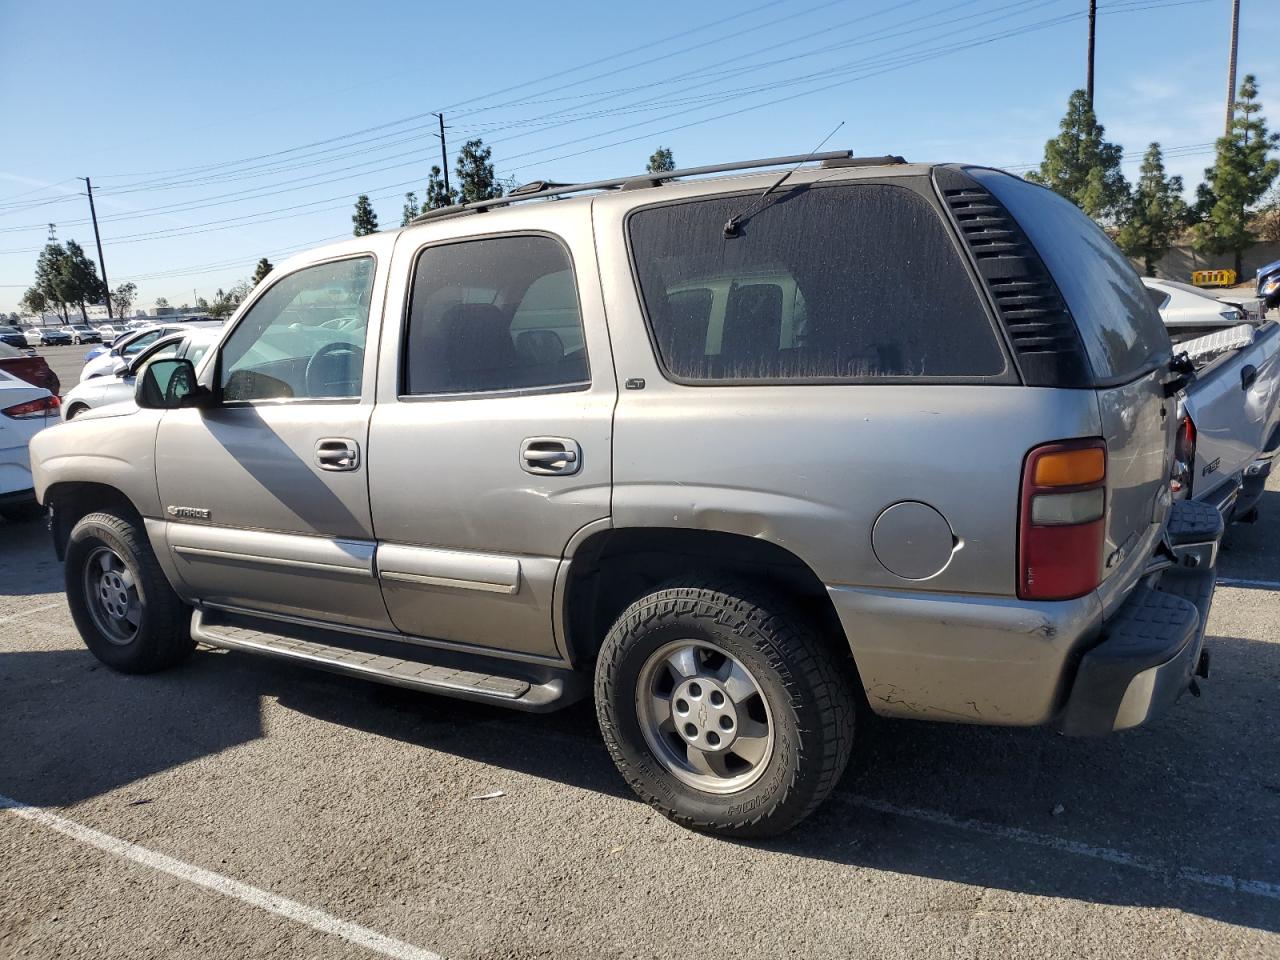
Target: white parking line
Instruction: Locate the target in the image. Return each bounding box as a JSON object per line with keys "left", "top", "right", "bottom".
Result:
{"left": 0, "top": 599, "right": 66, "bottom": 627}
{"left": 843, "top": 795, "right": 1280, "bottom": 901}
{"left": 1217, "top": 577, "right": 1280, "bottom": 590}
{"left": 0, "top": 795, "right": 442, "bottom": 960}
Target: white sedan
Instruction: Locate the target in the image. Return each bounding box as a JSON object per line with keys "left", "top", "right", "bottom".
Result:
{"left": 1143, "top": 277, "right": 1251, "bottom": 341}
{"left": 0, "top": 368, "right": 59, "bottom": 520}
{"left": 63, "top": 328, "right": 218, "bottom": 420}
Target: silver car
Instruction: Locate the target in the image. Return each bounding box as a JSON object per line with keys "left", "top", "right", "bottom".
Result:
{"left": 29, "top": 153, "right": 1222, "bottom": 837}
{"left": 62, "top": 329, "right": 219, "bottom": 420}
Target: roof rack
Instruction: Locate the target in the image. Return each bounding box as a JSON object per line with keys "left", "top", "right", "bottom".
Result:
{"left": 409, "top": 149, "right": 858, "bottom": 226}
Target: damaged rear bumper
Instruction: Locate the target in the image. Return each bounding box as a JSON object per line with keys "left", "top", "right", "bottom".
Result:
{"left": 1059, "top": 500, "right": 1222, "bottom": 736}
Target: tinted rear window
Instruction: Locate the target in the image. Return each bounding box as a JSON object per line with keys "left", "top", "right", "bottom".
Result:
{"left": 973, "top": 169, "right": 1171, "bottom": 382}
{"left": 627, "top": 182, "right": 1007, "bottom": 383}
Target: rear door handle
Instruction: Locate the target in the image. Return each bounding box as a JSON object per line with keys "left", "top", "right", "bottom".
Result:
{"left": 1241, "top": 364, "right": 1258, "bottom": 390}
{"left": 315, "top": 438, "right": 360, "bottom": 471}
{"left": 521, "top": 437, "right": 581, "bottom": 476}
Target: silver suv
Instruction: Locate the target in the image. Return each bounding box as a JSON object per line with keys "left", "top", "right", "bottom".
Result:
{"left": 30, "top": 152, "right": 1222, "bottom": 836}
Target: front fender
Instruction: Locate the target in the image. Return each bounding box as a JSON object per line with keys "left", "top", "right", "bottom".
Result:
{"left": 30, "top": 410, "right": 164, "bottom": 517}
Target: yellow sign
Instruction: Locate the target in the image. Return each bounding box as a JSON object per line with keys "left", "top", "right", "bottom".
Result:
{"left": 1191, "top": 269, "right": 1238, "bottom": 287}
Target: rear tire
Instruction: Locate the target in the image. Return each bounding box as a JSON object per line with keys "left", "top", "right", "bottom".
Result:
{"left": 595, "top": 579, "right": 855, "bottom": 838}
{"left": 65, "top": 511, "right": 193, "bottom": 673}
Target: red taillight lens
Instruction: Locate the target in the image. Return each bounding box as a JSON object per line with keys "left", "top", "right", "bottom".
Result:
{"left": 1171, "top": 414, "right": 1196, "bottom": 497}
{"left": 1, "top": 394, "right": 60, "bottom": 420}
{"left": 1018, "top": 438, "right": 1107, "bottom": 601}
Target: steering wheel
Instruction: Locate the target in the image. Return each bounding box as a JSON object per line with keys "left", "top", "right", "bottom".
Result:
{"left": 319, "top": 316, "right": 361, "bottom": 331}
{"left": 304, "top": 341, "right": 365, "bottom": 397}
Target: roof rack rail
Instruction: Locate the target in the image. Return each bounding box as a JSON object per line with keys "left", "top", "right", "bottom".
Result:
{"left": 409, "top": 150, "right": 854, "bottom": 226}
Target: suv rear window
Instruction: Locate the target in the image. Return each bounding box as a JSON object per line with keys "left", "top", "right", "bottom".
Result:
{"left": 973, "top": 169, "right": 1171, "bottom": 383}
{"left": 626, "top": 182, "right": 1007, "bottom": 383}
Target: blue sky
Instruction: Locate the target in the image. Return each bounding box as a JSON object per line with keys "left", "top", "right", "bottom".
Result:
{"left": 1, "top": 0, "right": 1276, "bottom": 315}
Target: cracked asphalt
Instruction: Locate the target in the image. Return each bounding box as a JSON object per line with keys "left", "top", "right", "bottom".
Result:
{"left": 1, "top": 464, "right": 1278, "bottom": 959}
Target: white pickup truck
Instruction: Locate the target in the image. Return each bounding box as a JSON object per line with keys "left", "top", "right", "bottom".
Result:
{"left": 1173, "top": 321, "right": 1280, "bottom": 525}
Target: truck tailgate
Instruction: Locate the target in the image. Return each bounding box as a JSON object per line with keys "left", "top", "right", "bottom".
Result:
{"left": 1182, "top": 321, "right": 1280, "bottom": 504}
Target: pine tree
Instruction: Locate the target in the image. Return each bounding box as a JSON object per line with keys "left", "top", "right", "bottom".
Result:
{"left": 1116, "top": 144, "right": 1188, "bottom": 276}
{"left": 1192, "top": 74, "right": 1280, "bottom": 276}
{"left": 424, "top": 166, "right": 455, "bottom": 209}
{"left": 352, "top": 194, "right": 379, "bottom": 236}
{"left": 401, "top": 191, "right": 420, "bottom": 226}
{"left": 33, "top": 242, "right": 70, "bottom": 322}
{"left": 646, "top": 146, "right": 676, "bottom": 173}
{"left": 1026, "top": 89, "right": 1129, "bottom": 222}
{"left": 455, "top": 139, "right": 503, "bottom": 204}
{"left": 251, "top": 257, "right": 274, "bottom": 286}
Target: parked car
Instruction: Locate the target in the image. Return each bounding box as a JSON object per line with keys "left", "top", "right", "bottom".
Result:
{"left": 36, "top": 326, "right": 73, "bottom": 346}
{"left": 79, "top": 323, "right": 204, "bottom": 382}
{"left": 62, "top": 323, "right": 101, "bottom": 345}
{"left": 0, "top": 326, "right": 29, "bottom": 350}
{"left": 1172, "top": 322, "right": 1280, "bottom": 526}
{"left": 0, "top": 369, "right": 59, "bottom": 520}
{"left": 62, "top": 329, "right": 218, "bottom": 420}
{"left": 0, "top": 341, "right": 60, "bottom": 396}
{"left": 30, "top": 154, "right": 1222, "bottom": 837}
{"left": 1143, "top": 277, "right": 1251, "bottom": 341}
{"left": 93, "top": 323, "right": 127, "bottom": 345}
{"left": 20, "top": 326, "right": 45, "bottom": 347}
{"left": 1258, "top": 259, "right": 1280, "bottom": 311}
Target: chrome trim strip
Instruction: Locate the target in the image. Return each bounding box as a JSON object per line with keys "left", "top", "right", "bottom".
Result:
{"left": 378, "top": 569, "right": 517, "bottom": 594}
{"left": 376, "top": 543, "right": 521, "bottom": 595}
{"left": 173, "top": 545, "right": 373, "bottom": 578}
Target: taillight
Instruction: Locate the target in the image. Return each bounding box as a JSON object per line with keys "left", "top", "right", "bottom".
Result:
{"left": 1170, "top": 414, "right": 1196, "bottom": 498}
{"left": 1, "top": 394, "right": 60, "bottom": 420}
{"left": 1018, "top": 438, "right": 1107, "bottom": 601}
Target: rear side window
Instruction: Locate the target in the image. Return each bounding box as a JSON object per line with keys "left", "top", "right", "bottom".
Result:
{"left": 973, "top": 170, "right": 1171, "bottom": 383}
{"left": 403, "top": 235, "right": 588, "bottom": 395}
{"left": 627, "top": 182, "right": 1007, "bottom": 383}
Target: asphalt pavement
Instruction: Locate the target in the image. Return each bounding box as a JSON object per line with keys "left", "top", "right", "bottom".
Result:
{"left": 1, "top": 432, "right": 1278, "bottom": 958}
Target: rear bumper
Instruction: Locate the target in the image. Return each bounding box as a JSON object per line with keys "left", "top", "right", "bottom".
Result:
{"left": 1059, "top": 501, "right": 1221, "bottom": 736}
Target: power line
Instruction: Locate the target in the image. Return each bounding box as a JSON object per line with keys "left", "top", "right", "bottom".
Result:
{"left": 0, "top": 0, "right": 1215, "bottom": 258}
{"left": 87, "top": 0, "right": 793, "bottom": 188}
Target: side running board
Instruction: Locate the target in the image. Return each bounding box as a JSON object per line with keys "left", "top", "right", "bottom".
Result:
{"left": 190, "top": 609, "right": 585, "bottom": 712}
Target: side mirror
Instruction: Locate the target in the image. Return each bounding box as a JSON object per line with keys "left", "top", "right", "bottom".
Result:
{"left": 135, "top": 358, "right": 213, "bottom": 410}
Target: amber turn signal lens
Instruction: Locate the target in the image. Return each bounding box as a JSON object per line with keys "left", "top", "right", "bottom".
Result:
{"left": 1032, "top": 447, "right": 1105, "bottom": 487}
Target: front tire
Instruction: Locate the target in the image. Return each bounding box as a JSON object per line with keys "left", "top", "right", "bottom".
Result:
{"left": 595, "top": 580, "right": 855, "bottom": 838}
{"left": 65, "top": 511, "right": 193, "bottom": 673}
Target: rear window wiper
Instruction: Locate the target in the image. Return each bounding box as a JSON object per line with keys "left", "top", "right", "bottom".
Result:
{"left": 723, "top": 122, "right": 844, "bottom": 238}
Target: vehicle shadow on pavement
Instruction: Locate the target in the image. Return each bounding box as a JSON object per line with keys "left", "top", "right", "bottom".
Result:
{"left": 787, "top": 629, "right": 1280, "bottom": 933}
{"left": 3, "top": 629, "right": 1275, "bottom": 933}
{"left": 1218, "top": 489, "right": 1280, "bottom": 581}
{"left": 0, "top": 518, "right": 63, "bottom": 597}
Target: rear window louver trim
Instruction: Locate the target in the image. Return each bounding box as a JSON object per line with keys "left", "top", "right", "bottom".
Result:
{"left": 934, "top": 168, "right": 1092, "bottom": 388}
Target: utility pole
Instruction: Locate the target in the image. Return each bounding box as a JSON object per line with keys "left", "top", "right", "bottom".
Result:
{"left": 433, "top": 112, "right": 451, "bottom": 197}
{"left": 1086, "top": 0, "right": 1097, "bottom": 108}
{"left": 79, "top": 177, "right": 112, "bottom": 319}
{"left": 1225, "top": 0, "right": 1240, "bottom": 137}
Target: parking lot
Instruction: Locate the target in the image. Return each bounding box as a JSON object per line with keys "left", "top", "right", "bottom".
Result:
{"left": 0, "top": 459, "right": 1275, "bottom": 959}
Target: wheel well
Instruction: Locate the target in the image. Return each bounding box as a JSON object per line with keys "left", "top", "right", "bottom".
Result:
{"left": 564, "top": 527, "right": 853, "bottom": 670}
{"left": 46, "top": 482, "right": 142, "bottom": 560}
{"left": 65, "top": 402, "right": 89, "bottom": 418}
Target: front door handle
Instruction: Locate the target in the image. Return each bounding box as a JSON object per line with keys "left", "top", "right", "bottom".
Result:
{"left": 316, "top": 438, "right": 360, "bottom": 471}
{"left": 521, "top": 437, "right": 581, "bottom": 476}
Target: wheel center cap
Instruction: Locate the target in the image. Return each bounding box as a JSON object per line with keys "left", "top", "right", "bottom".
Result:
{"left": 671, "top": 677, "right": 739, "bottom": 752}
